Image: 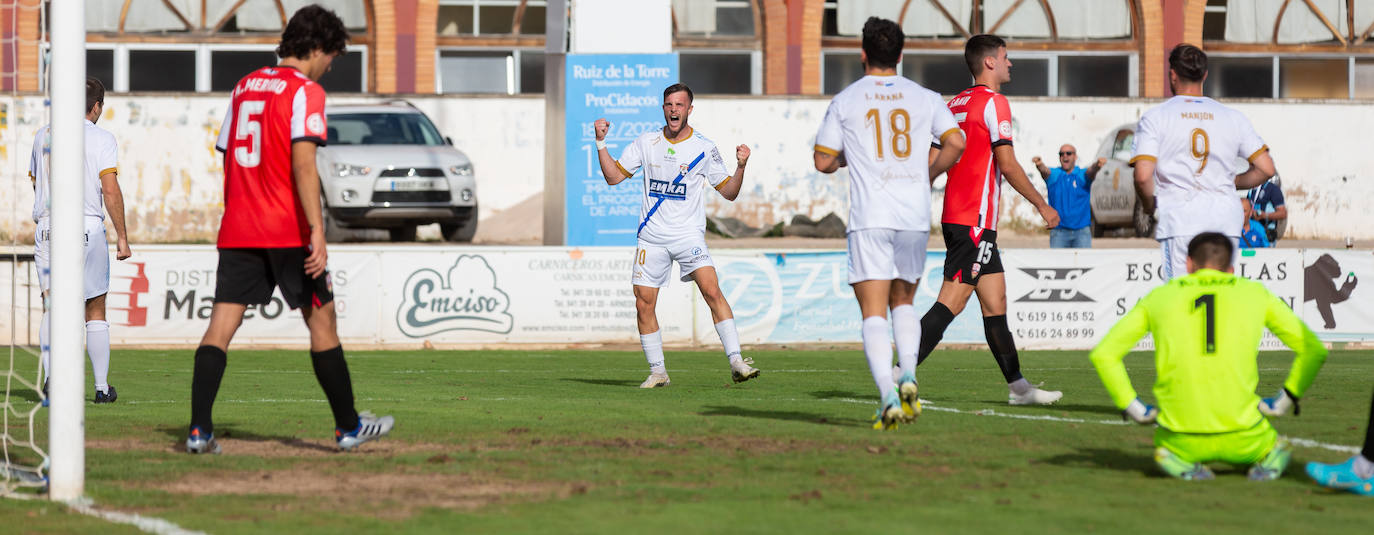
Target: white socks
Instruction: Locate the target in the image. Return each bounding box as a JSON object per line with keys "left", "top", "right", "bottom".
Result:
{"left": 87, "top": 320, "right": 111, "bottom": 394}
{"left": 640, "top": 331, "right": 666, "bottom": 374}
{"left": 891, "top": 305, "right": 919, "bottom": 379}
{"left": 714, "top": 319, "right": 743, "bottom": 365}
{"left": 1355, "top": 455, "right": 1374, "bottom": 479}
{"left": 37, "top": 313, "right": 112, "bottom": 394}
{"left": 39, "top": 308, "right": 51, "bottom": 380}
{"left": 861, "top": 316, "right": 894, "bottom": 400}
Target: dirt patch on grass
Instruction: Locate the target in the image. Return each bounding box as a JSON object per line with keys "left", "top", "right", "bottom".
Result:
{"left": 148, "top": 468, "right": 588, "bottom": 518}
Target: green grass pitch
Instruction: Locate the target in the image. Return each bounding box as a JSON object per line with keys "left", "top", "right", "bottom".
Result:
{"left": 2, "top": 348, "right": 1371, "bottom": 534}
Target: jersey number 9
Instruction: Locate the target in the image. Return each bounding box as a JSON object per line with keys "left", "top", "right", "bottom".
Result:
{"left": 1189, "top": 127, "right": 1209, "bottom": 175}
{"left": 865, "top": 108, "right": 912, "bottom": 161}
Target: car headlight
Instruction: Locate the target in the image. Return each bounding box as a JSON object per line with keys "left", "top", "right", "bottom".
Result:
{"left": 333, "top": 163, "right": 372, "bottom": 177}
{"left": 449, "top": 163, "right": 473, "bottom": 176}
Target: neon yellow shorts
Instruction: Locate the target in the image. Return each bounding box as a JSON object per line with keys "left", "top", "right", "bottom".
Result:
{"left": 1154, "top": 419, "right": 1278, "bottom": 465}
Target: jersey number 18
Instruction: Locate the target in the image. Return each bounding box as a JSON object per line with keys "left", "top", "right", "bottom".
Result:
{"left": 864, "top": 108, "right": 911, "bottom": 161}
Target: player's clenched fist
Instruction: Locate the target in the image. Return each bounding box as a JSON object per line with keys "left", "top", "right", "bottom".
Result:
{"left": 736, "top": 144, "right": 750, "bottom": 167}
{"left": 594, "top": 118, "right": 610, "bottom": 141}
{"left": 1031, "top": 156, "right": 1043, "bottom": 166}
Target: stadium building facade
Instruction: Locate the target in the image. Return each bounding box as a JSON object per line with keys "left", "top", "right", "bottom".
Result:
{"left": 0, "top": 1, "right": 1368, "bottom": 99}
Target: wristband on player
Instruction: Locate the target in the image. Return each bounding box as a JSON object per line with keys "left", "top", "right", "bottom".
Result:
{"left": 596, "top": 139, "right": 608, "bottom": 150}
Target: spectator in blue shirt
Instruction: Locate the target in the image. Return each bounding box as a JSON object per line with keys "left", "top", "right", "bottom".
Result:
{"left": 1240, "top": 198, "right": 1271, "bottom": 248}
{"left": 1033, "top": 144, "right": 1104, "bottom": 248}
{"left": 1246, "top": 176, "right": 1286, "bottom": 244}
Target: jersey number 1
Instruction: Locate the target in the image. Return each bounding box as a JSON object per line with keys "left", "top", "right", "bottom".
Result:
{"left": 865, "top": 108, "right": 911, "bottom": 161}
{"left": 1193, "top": 293, "right": 1216, "bottom": 354}
{"left": 234, "top": 100, "right": 266, "bottom": 168}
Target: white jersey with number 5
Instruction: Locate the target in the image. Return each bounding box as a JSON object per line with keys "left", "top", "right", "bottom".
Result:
{"left": 813, "top": 74, "right": 959, "bottom": 232}
{"left": 1130, "top": 95, "right": 1267, "bottom": 239}
{"left": 616, "top": 128, "right": 732, "bottom": 245}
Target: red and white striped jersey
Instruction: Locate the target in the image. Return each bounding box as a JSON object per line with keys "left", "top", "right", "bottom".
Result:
{"left": 941, "top": 85, "right": 1013, "bottom": 230}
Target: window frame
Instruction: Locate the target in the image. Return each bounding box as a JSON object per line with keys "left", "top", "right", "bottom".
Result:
{"left": 47, "top": 42, "right": 368, "bottom": 93}
{"left": 819, "top": 48, "right": 1137, "bottom": 97}
{"left": 1205, "top": 51, "right": 1374, "bottom": 100}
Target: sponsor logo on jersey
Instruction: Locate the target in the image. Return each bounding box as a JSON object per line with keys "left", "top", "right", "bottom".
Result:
{"left": 307, "top": 113, "right": 325, "bottom": 136}
{"left": 998, "top": 120, "right": 1012, "bottom": 139}
{"left": 648, "top": 179, "right": 687, "bottom": 200}
{"left": 397, "top": 255, "right": 514, "bottom": 336}
{"left": 1014, "top": 267, "right": 1095, "bottom": 303}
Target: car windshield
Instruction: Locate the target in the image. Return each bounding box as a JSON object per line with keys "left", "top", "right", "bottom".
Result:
{"left": 327, "top": 112, "right": 445, "bottom": 146}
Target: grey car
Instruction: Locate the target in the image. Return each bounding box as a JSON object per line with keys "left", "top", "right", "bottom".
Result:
{"left": 1089, "top": 123, "right": 1154, "bottom": 238}
{"left": 317, "top": 102, "right": 478, "bottom": 242}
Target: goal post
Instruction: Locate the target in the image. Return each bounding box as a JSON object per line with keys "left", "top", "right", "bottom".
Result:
{"left": 47, "top": 0, "right": 86, "bottom": 502}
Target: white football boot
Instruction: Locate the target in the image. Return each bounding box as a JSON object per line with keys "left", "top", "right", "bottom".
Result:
{"left": 730, "top": 357, "right": 760, "bottom": 383}
{"left": 639, "top": 372, "right": 671, "bottom": 388}
{"left": 1009, "top": 386, "right": 1063, "bottom": 406}
{"left": 337, "top": 411, "right": 395, "bottom": 451}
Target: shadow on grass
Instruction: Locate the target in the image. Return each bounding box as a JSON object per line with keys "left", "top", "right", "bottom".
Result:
{"left": 156, "top": 425, "right": 338, "bottom": 453}
{"left": 699, "top": 405, "right": 865, "bottom": 428}
{"left": 1038, "top": 447, "right": 1161, "bottom": 477}
{"left": 561, "top": 378, "right": 642, "bottom": 388}
{"left": 808, "top": 390, "right": 866, "bottom": 400}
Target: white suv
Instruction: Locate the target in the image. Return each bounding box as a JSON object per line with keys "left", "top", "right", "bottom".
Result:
{"left": 317, "top": 102, "right": 478, "bottom": 242}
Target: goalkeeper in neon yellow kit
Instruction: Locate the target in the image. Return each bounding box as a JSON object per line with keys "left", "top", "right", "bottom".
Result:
{"left": 1090, "top": 232, "right": 1327, "bottom": 480}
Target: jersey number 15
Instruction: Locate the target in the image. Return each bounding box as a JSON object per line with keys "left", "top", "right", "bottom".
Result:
{"left": 865, "top": 108, "right": 911, "bottom": 161}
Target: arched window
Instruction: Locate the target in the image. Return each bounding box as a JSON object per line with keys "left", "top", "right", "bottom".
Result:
{"left": 1202, "top": 0, "right": 1374, "bottom": 99}
{"left": 59, "top": 0, "right": 371, "bottom": 93}
{"left": 820, "top": 0, "right": 1142, "bottom": 97}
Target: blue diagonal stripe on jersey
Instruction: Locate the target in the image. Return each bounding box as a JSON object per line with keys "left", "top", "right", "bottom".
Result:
{"left": 638, "top": 151, "right": 706, "bottom": 236}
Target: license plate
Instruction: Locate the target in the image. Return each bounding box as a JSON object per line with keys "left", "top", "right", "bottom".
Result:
{"left": 384, "top": 178, "right": 446, "bottom": 191}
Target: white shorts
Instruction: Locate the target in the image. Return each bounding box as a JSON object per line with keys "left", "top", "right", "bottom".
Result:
{"left": 632, "top": 237, "right": 715, "bottom": 288}
{"left": 1159, "top": 234, "right": 1240, "bottom": 281}
{"left": 847, "top": 229, "right": 930, "bottom": 284}
{"left": 35, "top": 216, "right": 110, "bottom": 300}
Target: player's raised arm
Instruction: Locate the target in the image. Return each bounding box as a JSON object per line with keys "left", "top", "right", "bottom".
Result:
{"left": 594, "top": 118, "right": 631, "bottom": 185}
{"left": 1086, "top": 157, "right": 1106, "bottom": 181}
{"left": 994, "top": 144, "right": 1058, "bottom": 228}
{"left": 714, "top": 144, "right": 749, "bottom": 201}
{"left": 292, "top": 140, "right": 327, "bottom": 277}
{"left": 1031, "top": 155, "right": 1050, "bottom": 179}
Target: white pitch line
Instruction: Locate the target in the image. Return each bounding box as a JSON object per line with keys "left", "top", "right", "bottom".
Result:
{"left": 825, "top": 397, "right": 1360, "bottom": 454}
{"left": 67, "top": 498, "right": 206, "bottom": 535}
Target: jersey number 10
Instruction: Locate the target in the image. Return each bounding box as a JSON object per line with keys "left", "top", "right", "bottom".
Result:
{"left": 865, "top": 108, "right": 912, "bottom": 161}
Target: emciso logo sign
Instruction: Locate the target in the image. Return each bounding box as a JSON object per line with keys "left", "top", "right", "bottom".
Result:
{"left": 396, "top": 255, "right": 514, "bottom": 337}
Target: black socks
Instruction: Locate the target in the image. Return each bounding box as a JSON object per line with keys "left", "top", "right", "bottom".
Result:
{"left": 190, "top": 345, "right": 228, "bottom": 435}
{"left": 311, "top": 346, "right": 360, "bottom": 431}
{"left": 917, "top": 302, "right": 956, "bottom": 365}
{"left": 983, "top": 315, "right": 1024, "bottom": 383}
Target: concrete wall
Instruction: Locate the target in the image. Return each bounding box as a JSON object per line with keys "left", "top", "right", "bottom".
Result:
{"left": 2, "top": 94, "right": 1369, "bottom": 242}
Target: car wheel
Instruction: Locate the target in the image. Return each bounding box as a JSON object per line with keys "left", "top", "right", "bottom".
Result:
{"left": 389, "top": 225, "right": 418, "bottom": 242}
{"left": 1132, "top": 197, "right": 1155, "bottom": 238}
{"left": 441, "top": 204, "right": 479, "bottom": 242}
{"left": 322, "top": 201, "right": 351, "bottom": 243}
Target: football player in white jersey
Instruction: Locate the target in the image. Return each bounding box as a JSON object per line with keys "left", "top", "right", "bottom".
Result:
{"left": 593, "top": 83, "right": 759, "bottom": 388}
{"left": 30, "top": 77, "right": 132, "bottom": 404}
{"left": 813, "top": 17, "right": 965, "bottom": 430}
{"left": 1131, "top": 44, "right": 1276, "bottom": 280}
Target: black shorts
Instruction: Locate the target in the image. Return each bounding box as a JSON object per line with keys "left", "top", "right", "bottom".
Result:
{"left": 214, "top": 248, "right": 334, "bottom": 310}
{"left": 942, "top": 224, "right": 1004, "bottom": 285}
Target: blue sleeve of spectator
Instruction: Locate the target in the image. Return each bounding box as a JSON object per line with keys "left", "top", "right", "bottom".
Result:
{"left": 1270, "top": 184, "right": 1285, "bottom": 206}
